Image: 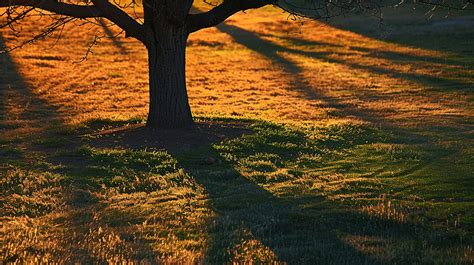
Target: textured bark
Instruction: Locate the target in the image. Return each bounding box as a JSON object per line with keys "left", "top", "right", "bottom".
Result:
{"left": 141, "top": 0, "right": 272, "bottom": 129}
{"left": 144, "top": 0, "right": 194, "bottom": 129}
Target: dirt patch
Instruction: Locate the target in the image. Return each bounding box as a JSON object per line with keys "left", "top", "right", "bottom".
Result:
{"left": 86, "top": 120, "right": 252, "bottom": 152}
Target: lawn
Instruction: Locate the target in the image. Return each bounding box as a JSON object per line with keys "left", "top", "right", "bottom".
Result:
{"left": 1, "top": 3, "right": 473, "bottom": 264}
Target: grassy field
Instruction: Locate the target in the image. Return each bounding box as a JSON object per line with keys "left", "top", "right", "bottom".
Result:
{"left": 1, "top": 3, "right": 473, "bottom": 264}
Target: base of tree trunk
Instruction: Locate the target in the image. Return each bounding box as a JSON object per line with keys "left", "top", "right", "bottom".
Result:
{"left": 145, "top": 115, "right": 195, "bottom": 130}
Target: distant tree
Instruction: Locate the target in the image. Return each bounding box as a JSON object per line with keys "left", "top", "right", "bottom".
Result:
{"left": 0, "top": 0, "right": 471, "bottom": 128}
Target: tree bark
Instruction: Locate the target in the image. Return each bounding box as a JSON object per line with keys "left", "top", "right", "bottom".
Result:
{"left": 144, "top": 1, "right": 194, "bottom": 129}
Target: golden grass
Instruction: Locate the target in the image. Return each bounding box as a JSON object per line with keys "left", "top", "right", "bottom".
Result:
{"left": 1, "top": 6, "right": 471, "bottom": 132}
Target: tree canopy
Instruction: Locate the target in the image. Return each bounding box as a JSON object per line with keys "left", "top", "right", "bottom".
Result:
{"left": 1, "top": 0, "right": 472, "bottom": 51}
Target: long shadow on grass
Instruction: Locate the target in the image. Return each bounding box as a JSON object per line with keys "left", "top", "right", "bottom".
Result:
{"left": 60, "top": 120, "right": 467, "bottom": 263}
{"left": 0, "top": 35, "right": 158, "bottom": 263}
{"left": 216, "top": 23, "right": 472, "bottom": 97}
{"left": 0, "top": 35, "right": 63, "bottom": 135}
{"left": 98, "top": 18, "right": 128, "bottom": 54}
{"left": 55, "top": 124, "right": 366, "bottom": 263}
{"left": 213, "top": 21, "right": 474, "bottom": 148}
{"left": 172, "top": 149, "right": 376, "bottom": 263}
{"left": 167, "top": 121, "right": 469, "bottom": 264}
{"left": 323, "top": 8, "right": 474, "bottom": 55}
{"left": 205, "top": 24, "right": 474, "bottom": 256}
{"left": 257, "top": 32, "right": 467, "bottom": 67}
{"left": 214, "top": 23, "right": 419, "bottom": 141}
{"left": 42, "top": 118, "right": 472, "bottom": 263}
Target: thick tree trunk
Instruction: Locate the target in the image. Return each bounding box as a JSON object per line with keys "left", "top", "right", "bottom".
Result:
{"left": 145, "top": 22, "right": 194, "bottom": 129}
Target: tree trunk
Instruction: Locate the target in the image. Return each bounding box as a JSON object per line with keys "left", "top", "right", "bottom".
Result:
{"left": 145, "top": 22, "right": 194, "bottom": 129}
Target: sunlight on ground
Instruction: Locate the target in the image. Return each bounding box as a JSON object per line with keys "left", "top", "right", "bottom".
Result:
{"left": 1, "top": 6, "right": 471, "bottom": 128}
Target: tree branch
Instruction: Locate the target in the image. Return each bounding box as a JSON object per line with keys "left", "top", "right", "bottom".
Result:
{"left": 1, "top": 0, "right": 145, "bottom": 43}
{"left": 0, "top": 0, "right": 102, "bottom": 18}
{"left": 187, "top": 0, "right": 275, "bottom": 33}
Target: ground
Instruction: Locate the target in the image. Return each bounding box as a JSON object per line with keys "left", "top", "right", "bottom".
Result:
{"left": 1, "top": 3, "right": 473, "bottom": 264}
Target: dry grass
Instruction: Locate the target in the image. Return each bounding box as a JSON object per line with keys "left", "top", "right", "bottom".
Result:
{"left": 1, "top": 6, "right": 472, "bottom": 129}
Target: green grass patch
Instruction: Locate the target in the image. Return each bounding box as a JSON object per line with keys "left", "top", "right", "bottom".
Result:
{"left": 32, "top": 137, "right": 68, "bottom": 148}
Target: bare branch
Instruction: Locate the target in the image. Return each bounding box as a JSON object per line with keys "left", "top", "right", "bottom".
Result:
{"left": 0, "top": 0, "right": 102, "bottom": 18}
{"left": 275, "top": 0, "right": 473, "bottom": 20}
{"left": 1, "top": 0, "right": 145, "bottom": 43}
{"left": 187, "top": 0, "right": 276, "bottom": 33}
{"left": 1, "top": 6, "right": 34, "bottom": 29}
{"left": 0, "top": 16, "right": 75, "bottom": 54}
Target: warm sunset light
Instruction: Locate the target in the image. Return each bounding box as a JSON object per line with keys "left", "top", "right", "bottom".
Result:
{"left": 1, "top": 0, "right": 473, "bottom": 263}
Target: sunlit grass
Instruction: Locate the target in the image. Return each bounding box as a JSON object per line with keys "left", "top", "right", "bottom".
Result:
{"left": 1, "top": 117, "right": 472, "bottom": 263}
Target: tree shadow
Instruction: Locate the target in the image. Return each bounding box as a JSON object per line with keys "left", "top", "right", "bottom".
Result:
{"left": 0, "top": 34, "right": 158, "bottom": 263}
{"left": 211, "top": 23, "right": 402, "bottom": 137}
{"left": 98, "top": 18, "right": 128, "bottom": 55}
{"left": 163, "top": 122, "right": 469, "bottom": 264}
{"left": 161, "top": 6, "right": 472, "bottom": 242}
{"left": 213, "top": 22, "right": 473, "bottom": 144}
{"left": 172, "top": 147, "right": 375, "bottom": 263}
{"left": 217, "top": 22, "right": 472, "bottom": 98}
{"left": 2, "top": 111, "right": 470, "bottom": 263}
{"left": 322, "top": 8, "right": 474, "bottom": 55}
{"left": 65, "top": 119, "right": 466, "bottom": 263}
{"left": 256, "top": 31, "right": 467, "bottom": 67}
{"left": 85, "top": 120, "right": 252, "bottom": 152}
{"left": 0, "top": 35, "right": 63, "bottom": 136}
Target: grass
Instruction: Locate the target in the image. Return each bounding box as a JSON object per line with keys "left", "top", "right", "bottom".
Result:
{"left": 1, "top": 3, "right": 473, "bottom": 264}
{"left": 1, "top": 118, "right": 472, "bottom": 263}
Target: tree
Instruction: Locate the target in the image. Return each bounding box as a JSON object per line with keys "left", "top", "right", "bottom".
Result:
{"left": 0, "top": 0, "right": 471, "bottom": 129}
